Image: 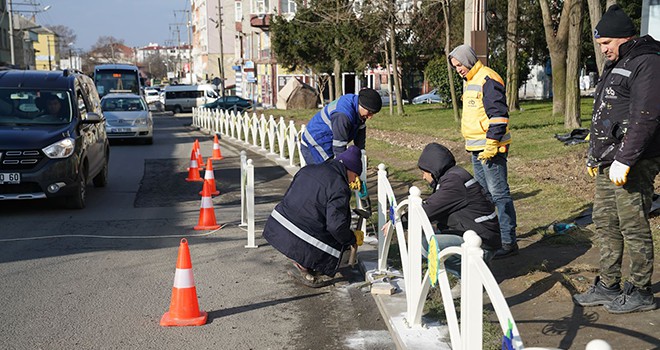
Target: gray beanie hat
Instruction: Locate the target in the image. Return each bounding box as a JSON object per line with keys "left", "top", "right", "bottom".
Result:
{"left": 448, "top": 45, "right": 478, "bottom": 69}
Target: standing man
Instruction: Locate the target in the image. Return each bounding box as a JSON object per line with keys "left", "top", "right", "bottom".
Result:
{"left": 301, "top": 88, "right": 382, "bottom": 165}
{"left": 448, "top": 45, "right": 518, "bottom": 258}
{"left": 573, "top": 5, "right": 660, "bottom": 314}
{"left": 263, "top": 146, "right": 364, "bottom": 288}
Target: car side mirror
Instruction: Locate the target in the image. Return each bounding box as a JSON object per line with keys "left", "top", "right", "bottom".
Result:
{"left": 81, "top": 112, "right": 104, "bottom": 124}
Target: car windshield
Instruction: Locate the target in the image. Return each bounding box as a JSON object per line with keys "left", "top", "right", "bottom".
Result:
{"left": 101, "top": 97, "right": 146, "bottom": 112}
{"left": 0, "top": 89, "right": 72, "bottom": 125}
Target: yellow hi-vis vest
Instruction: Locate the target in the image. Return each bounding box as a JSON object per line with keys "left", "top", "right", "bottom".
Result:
{"left": 461, "top": 61, "right": 512, "bottom": 152}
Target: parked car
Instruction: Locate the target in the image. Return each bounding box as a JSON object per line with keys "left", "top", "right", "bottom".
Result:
{"left": 0, "top": 69, "right": 109, "bottom": 209}
{"left": 377, "top": 89, "right": 408, "bottom": 106}
{"left": 144, "top": 88, "right": 160, "bottom": 104}
{"left": 412, "top": 88, "right": 446, "bottom": 105}
{"left": 202, "top": 95, "right": 253, "bottom": 112}
{"left": 101, "top": 94, "right": 153, "bottom": 144}
{"left": 163, "top": 84, "right": 218, "bottom": 114}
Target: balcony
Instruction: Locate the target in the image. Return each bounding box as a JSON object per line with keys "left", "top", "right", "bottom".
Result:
{"left": 250, "top": 14, "right": 271, "bottom": 28}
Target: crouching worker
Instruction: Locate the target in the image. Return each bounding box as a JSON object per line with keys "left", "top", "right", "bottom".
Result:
{"left": 263, "top": 146, "right": 364, "bottom": 288}
{"left": 417, "top": 143, "right": 502, "bottom": 283}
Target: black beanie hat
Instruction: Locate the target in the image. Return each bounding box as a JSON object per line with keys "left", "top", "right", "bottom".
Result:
{"left": 594, "top": 5, "right": 636, "bottom": 39}
{"left": 358, "top": 88, "right": 382, "bottom": 114}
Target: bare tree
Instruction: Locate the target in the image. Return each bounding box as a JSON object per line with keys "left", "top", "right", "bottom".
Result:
{"left": 49, "top": 25, "right": 77, "bottom": 57}
{"left": 586, "top": 0, "right": 605, "bottom": 74}
{"left": 539, "top": 0, "right": 572, "bottom": 118}
{"left": 505, "top": 0, "right": 519, "bottom": 112}
{"left": 565, "top": 0, "right": 583, "bottom": 128}
{"left": 440, "top": 0, "right": 460, "bottom": 122}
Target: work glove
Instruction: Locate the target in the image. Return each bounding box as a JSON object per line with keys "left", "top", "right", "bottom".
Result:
{"left": 477, "top": 139, "right": 502, "bottom": 162}
{"left": 353, "top": 230, "right": 364, "bottom": 246}
{"left": 609, "top": 160, "right": 630, "bottom": 186}
{"left": 587, "top": 166, "right": 598, "bottom": 177}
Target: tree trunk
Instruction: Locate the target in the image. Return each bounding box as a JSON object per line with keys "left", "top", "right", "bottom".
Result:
{"left": 441, "top": 0, "right": 460, "bottom": 122}
{"left": 384, "top": 42, "right": 393, "bottom": 115}
{"left": 606, "top": 0, "right": 616, "bottom": 8}
{"left": 390, "top": 21, "right": 404, "bottom": 115}
{"left": 506, "top": 0, "right": 520, "bottom": 112}
{"left": 586, "top": 0, "right": 605, "bottom": 74}
{"left": 328, "top": 73, "right": 335, "bottom": 101}
{"left": 565, "top": 0, "right": 583, "bottom": 129}
{"left": 333, "top": 56, "right": 342, "bottom": 99}
{"left": 539, "top": 0, "right": 572, "bottom": 118}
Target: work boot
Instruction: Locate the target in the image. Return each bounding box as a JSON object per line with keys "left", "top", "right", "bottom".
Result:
{"left": 604, "top": 281, "right": 656, "bottom": 314}
{"left": 572, "top": 276, "right": 621, "bottom": 307}
{"left": 493, "top": 242, "right": 519, "bottom": 259}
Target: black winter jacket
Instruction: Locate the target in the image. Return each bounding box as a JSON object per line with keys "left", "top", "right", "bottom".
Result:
{"left": 263, "top": 160, "right": 356, "bottom": 276}
{"left": 417, "top": 143, "right": 502, "bottom": 250}
{"left": 588, "top": 35, "right": 660, "bottom": 167}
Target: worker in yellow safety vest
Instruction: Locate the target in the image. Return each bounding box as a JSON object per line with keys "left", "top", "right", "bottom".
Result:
{"left": 448, "top": 44, "right": 518, "bottom": 259}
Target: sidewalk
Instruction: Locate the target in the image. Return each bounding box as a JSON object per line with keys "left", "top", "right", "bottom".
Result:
{"left": 221, "top": 137, "right": 453, "bottom": 350}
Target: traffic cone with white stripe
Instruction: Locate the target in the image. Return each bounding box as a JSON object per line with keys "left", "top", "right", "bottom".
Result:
{"left": 210, "top": 134, "right": 224, "bottom": 161}
{"left": 199, "top": 159, "right": 220, "bottom": 196}
{"left": 194, "top": 180, "right": 220, "bottom": 230}
{"left": 194, "top": 140, "right": 204, "bottom": 173}
{"left": 185, "top": 149, "right": 203, "bottom": 182}
{"left": 160, "top": 238, "right": 207, "bottom": 327}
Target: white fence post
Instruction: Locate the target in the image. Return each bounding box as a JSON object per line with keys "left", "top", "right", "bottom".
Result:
{"left": 239, "top": 150, "right": 247, "bottom": 227}
{"left": 244, "top": 159, "right": 257, "bottom": 248}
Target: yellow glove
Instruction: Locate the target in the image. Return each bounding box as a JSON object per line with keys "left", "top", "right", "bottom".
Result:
{"left": 587, "top": 166, "right": 598, "bottom": 177}
{"left": 477, "top": 139, "right": 500, "bottom": 162}
{"left": 353, "top": 230, "right": 364, "bottom": 246}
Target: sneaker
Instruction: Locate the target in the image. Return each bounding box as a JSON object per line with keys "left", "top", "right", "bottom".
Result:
{"left": 450, "top": 281, "right": 461, "bottom": 300}
{"left": 604, "top": 281, "right": 656, "bottom": 314}
{"left": 572, "top": 276, "right": 621, "bottom": 307}
{"left": 287, "top": 265, "right": 327, "bottom": 288}
{"left": 492, "top": 242, "right": 519, "bottom": 259}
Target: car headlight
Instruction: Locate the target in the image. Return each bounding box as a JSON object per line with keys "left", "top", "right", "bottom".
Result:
{"left": 134, "top": 117, "right": 148, "bottom": 125}
{"left": 42, "top": 137, "right": 75, "bottom": 159}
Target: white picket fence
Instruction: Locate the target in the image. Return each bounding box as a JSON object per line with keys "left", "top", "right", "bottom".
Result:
{"left": 192, "top": 108, "right": 610, "bottom": 350}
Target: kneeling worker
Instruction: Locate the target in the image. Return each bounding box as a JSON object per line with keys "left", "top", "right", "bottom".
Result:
{"left": 417, "top": 143, "right": 502, "bottom": 279}
{"left": 263, "top": 146, "right": 364, "bottom": 287}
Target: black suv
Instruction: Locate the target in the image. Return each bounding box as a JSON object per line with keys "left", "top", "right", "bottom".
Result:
{"left": 0, "top": 70, "right": 110, "bottom": 209}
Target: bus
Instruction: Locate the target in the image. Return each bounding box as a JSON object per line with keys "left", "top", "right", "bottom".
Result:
{"left": 93, "top": 64, "right": 144, "bottom": 98}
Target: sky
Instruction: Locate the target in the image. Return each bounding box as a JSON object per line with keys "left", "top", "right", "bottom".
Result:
{"left": 29, "top": 0, "right": 192, "bottom": 51}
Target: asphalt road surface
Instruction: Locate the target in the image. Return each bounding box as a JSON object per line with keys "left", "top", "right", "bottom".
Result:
{"left": 0, "top": 113, "right": 394, "bottom": 350}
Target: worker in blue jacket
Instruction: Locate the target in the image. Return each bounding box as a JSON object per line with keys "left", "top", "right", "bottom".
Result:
{"left": 263, "top": 146, "right": 365, "bottom": 287}
{"left": 301, "top": 88, "right": 382, "bottom": 165}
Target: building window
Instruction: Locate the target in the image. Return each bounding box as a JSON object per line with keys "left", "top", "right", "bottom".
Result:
{"left": 235, "top": 1, "right": 242, "bottom": 22}
{"left": 252, "top": 0, "right": 268, "bottom": 14}
{"left": 279, "top": 0, "right": 296, "bottom": 13}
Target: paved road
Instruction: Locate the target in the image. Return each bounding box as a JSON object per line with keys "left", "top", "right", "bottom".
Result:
{"left": 0, "top": 113, "right": 394, "bottom": 350}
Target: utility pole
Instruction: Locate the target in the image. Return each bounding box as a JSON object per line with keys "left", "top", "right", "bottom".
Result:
{"left": 8, "top": 0, "right": 15, "bottom": 65}
{"left": 216, "top": 2, "right": 226, "bottom": 96}
{"left": 172, "top": 9, "right": 191, "bottom": 84}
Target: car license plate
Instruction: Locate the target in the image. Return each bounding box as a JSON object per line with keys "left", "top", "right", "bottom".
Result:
{"left": 0, "top": 172, "right": 20, "bottom": 184}
{"left": 110, "top": 128, "right": 131, "bottom": 133}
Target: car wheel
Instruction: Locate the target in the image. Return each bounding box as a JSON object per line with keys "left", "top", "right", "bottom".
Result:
{"left": 93, "top": 156, "right": 109, "bottom": 187}
{"left": 174, "top": 105, "right": 182, "bottom": 114}
{"left": 66, "top": 170, "right": 87, "bottom": 209}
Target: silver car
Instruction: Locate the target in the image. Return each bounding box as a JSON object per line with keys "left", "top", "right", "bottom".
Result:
{"left": 101, "top": 94, "right": 153, "bottom": 144}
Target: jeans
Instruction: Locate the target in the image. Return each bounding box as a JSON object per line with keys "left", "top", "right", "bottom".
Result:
{"left": 471, "top": 151, "right": 517, "bottom": 245}
{"left": 434, "top": 234, "right": 496, "bottom": 279}
{"left": 300, "top": 144, "right": 319, "bottom": 166}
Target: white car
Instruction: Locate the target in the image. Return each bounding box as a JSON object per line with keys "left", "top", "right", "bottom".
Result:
{"left": 144, "top": 88, "right": 160, "bottom": 104}
{"left": 101, "top": 94, "right": 153, "bottom": 144}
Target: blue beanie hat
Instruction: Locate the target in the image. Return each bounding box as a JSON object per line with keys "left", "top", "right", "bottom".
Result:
{"left": 336, "top": 146, "right": 363, "bottom": 175}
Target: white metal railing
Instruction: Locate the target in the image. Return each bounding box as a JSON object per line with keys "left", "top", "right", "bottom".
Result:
{"left": 376, "top": 163, "right": 610, "bottom": 350}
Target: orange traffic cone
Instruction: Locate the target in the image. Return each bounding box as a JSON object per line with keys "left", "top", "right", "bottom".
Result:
{"left": 160, "top": 238, "right": 208, "bottom": 327}
{"left": 194, "top": 181, "right": 220, "bottom": 230}
{"left": 185, "top": 149, "right": 204, "bottom": 182}
{"left": 210, "top": 134, "right": 224, "bottom": 161}
{"left": 194, "top": 140, "right": 204, "bottom": 172}
{"left": 199, "top": 159, "right": 220, "bottom": 196}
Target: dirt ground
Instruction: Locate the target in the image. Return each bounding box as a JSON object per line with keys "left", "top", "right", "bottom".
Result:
{"left": 366, "top": 129, "right": 660, "bottom": 350}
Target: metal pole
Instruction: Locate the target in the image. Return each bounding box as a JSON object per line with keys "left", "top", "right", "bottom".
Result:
{"left": 187, "top": 9, "right": 192, "bottom": 84}
{"left": 217, "top": 1, "right": 226, "bottom": 97}
{"left": 8, "top": 0, "right": 15, "bottom": 65}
